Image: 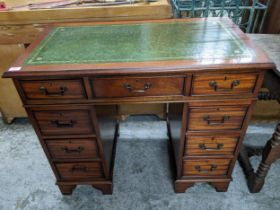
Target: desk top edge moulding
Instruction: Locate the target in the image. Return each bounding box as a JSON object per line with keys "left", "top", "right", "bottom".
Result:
{"left": 2, "top": 18, "right": 276, "bottom": 195}
{"left": 3, "top": 18, "right": 275, "bottom": 78}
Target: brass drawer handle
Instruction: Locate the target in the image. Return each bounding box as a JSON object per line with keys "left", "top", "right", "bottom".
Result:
{"left": 61, "top": 146, "right": 84, "bottom": 154}
{"left": 123, "top": 82, "right": 151, "bottom": 93}
{"left": 195, "top": 165, "right": 217, "bottom": 174}
{"left": 70, "top": 165, "right": 87, "bottom": 173}
{"left": 203, "top": 115, "right": 230, "bottom": 125}
{"left": 39, "top": 86, "right": 67, "bottom": 96}
{"left": 209, "top": 80, "right": 240, "bottom": 92}
{"left": 51, "top": 120, "right": 76, "bottom": 128}
{"left": 199, "top": 143, "right": 224, "bottom": 151}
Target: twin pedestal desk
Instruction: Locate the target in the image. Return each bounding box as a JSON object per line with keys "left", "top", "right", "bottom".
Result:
{"left": 3, "top": 18, "right": 274, "bottom": 195}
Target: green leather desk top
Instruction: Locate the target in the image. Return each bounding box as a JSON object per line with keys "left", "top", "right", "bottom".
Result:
{"left": 24, "top": 19, "right": 253, "bottom": 66}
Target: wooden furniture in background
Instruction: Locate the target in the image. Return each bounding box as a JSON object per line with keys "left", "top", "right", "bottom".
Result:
{"left": 261, "top": 0, "right": 280, "bottom": 34}
{"left": 238, "top": 34, "right": 280, "bottom": 193}
{"left": 0, "top": 0, "right": 172, "bottom": 123}
{"left": 3, "top": 18, "right": 274, "bottom": 195}
{"left": 0, "top": 45, "right": 26, "bottom": 123}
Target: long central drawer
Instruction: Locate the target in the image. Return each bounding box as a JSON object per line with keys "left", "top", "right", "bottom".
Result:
{"left": 91, "top": 76, "right": 185, "bottom": 98}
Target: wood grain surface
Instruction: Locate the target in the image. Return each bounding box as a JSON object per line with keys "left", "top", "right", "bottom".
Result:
{"left": 3, "top": 18, "right": 275, "bottom": 194}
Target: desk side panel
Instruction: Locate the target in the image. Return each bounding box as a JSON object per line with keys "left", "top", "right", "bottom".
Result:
{"left": 168, "top": 103, "right": 185, "bottom": 178}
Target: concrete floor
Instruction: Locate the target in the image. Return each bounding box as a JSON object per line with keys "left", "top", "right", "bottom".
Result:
{"left": 0, "top": 116, "right": 280, "bottom": 210}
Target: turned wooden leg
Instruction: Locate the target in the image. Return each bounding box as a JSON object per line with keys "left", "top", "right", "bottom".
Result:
{"left": 249, "top": 123, "right": 280, "bottom": 192}
{"left": 239, "top": 123, "right": 280, "bottom": 193}
{"left": 92, "top": 183, "right": 112, "bottom": 195}
{"left": 175, "top": 181, "right": 194, "bottom": 193}
{"left": 58, "top": 185, "right": 76, "bottom": 195}
{"left": 210, "top": 182, "right": 230, "bottom": 192}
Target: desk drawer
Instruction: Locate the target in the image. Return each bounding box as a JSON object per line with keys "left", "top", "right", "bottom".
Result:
{"left": 188, "top": 106, "right": 248, "bottom": 131}
{"left": 33, "top": 109, "right": 95, "bottom": 136}
{"left": 20, "top": 79, "right": 86, "bottom": 100}
{"left": 91, "top": 77, "right": 185, "bottom": 98}
{"left": 185, "top": 135, "right": 239, "bottom": 156}
{"left": 46, "top": 138, "right": 99, "bottom": 160}
{"left": 55, "top": 162, "right": 104, "bottom": 181}
{"left": 183, "top": 159, "right": 231, "bottom": 176}
{"left": 191, "top": 73, "right": 258, "bottom": 96}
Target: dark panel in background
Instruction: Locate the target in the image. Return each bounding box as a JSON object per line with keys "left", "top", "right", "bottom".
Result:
{"left": 262, "top": 0, "right": 280, "bottom": 34}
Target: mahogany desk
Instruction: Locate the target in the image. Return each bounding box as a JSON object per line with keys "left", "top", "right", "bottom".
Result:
{"left": 3, "top": 18, "right": 275, "bottom": 195}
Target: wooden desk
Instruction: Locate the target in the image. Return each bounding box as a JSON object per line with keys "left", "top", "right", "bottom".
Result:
{"left": 0, "top": 0, "right": 171, "bottom": 123}
{"left": 3, "top": 18, "right": 274, "bottom": 195}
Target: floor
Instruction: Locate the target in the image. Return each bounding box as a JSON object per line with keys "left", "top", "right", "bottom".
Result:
{"left": 0, "top": 116, "right": 280, "bottom": 210}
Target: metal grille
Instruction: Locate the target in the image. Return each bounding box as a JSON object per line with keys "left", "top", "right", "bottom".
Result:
{"left": 171, "top": 0, "right": 270, "bottom": 33}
